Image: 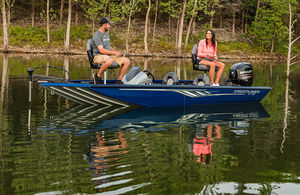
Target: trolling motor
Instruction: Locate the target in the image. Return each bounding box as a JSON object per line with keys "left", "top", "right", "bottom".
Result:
{"left": 26, "top": 66, "right": 70, "bottom": 103}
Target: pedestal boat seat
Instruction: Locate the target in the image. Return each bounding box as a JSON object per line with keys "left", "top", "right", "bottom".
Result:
{"left": 191, "top": 43, "right": 218, "bottom": 74}
{"left": 86, "top": 39, "right": 120, "bottom": 84}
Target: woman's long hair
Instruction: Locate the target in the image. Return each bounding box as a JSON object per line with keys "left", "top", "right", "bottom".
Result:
{"left": 205, "top": 29, "right": 216, "bottom": 49}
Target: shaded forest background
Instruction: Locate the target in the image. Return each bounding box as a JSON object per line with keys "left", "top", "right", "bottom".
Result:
{"left": 0, "top": 0, "right": 299, "bottom": 57}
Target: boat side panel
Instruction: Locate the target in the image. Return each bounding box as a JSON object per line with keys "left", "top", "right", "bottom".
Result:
{"left": 89, "top": 86, "right": 271, "bottom": 107}
{"left": 40, "top": 83, "right": 271, "bottom": 107}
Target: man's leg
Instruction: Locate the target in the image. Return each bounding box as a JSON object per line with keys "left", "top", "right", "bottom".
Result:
{"left": 117, "top": 58, "right": 130, "bottom": 80}
{"left": 97, "top": 58, "right": 113, "bottom": 78}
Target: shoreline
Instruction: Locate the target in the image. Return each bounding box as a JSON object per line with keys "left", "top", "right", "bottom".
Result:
{"left": 0, "top": 46, "right": 288, "bottom": 61}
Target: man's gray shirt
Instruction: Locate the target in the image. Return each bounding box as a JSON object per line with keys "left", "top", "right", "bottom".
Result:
{"left": 92, "top": 30, "right": 111, "bottom": 56}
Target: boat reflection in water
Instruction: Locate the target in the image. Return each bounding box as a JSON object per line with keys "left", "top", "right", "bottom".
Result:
{"left": 38, "top": 103, "right": 269, "bottom": 193}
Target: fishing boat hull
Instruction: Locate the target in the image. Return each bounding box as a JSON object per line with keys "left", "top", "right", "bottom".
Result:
{"left": 40, "top": 80, "right": 271, "bottom": 107}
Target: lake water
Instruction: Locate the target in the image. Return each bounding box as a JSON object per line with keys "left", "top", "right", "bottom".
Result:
{"left": 0, "top": 54, "right": 300, "bottom": 194}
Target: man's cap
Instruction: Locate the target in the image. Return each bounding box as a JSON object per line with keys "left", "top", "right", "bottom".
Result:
{"left": 99, "top": 17, "right": 113, "bottom": 25}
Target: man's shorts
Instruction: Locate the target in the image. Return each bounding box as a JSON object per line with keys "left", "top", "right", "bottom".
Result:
{"left": 94, "top": 54, "right": 127, "bottom": 66}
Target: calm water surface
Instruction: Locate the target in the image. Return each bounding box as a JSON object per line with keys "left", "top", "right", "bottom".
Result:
{"left": 0, "top": 54, "right": 300, "bottom": 194}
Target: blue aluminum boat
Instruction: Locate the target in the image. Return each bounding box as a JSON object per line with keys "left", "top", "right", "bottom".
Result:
{"left": 30, "top": 62, "right": 271, "bottom": 107}
{"left": 40, "top": 80, "right": 271, "bottom": 107}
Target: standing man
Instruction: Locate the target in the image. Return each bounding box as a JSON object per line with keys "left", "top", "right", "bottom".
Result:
{"left": 92, "top": 17, "right": 130, "bottom": 84}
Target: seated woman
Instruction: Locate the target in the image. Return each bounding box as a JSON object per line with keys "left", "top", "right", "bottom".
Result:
{"left": 197, "top": 30, "right": 225, "bottom": 86}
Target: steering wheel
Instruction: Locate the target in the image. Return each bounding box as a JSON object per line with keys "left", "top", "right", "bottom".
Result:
{"left": 143, "top": 70, "right": 155, "bottom": 83}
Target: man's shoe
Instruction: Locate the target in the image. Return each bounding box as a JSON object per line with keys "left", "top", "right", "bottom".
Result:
{"left": 93, "top": 73, "right": 101, "bottom": 84}
{"left": 115, "top": 80, "right": 123, "bottom": 84}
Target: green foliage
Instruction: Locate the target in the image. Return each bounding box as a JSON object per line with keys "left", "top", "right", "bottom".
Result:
{"left": 82, "top": 0, "right": 123, "bottom": 23}
{"left": 69, "top": 25, "right": 91, "bottom": 41}
{"left": 191, "top": 24, "right": 212, "bottom": 41}
{"left": 203, "top": 0, "right": 221, "bottom": 18}
{"left": 123, "top": 0, "right": 142, "bottom": 18}
{"left": 160, "top": 0, "right": 180, "bottom": 19}
{"left": 157, "top": 36, "right": 176, "bottom": 51}
{"left": 6, "top": 25, "right": 90, "bottom": 46}
{"left": 247, "top": 0, "right": 298, "bottom": 53}
{"left": 82, "top": 0, "right": 108, "bottom": 21}
{"left": 8, "top": 26, "right": 47, "bottom": 45}
{"left": 40, "top": 8, "right": 57, "bottom": 22}
{"left": 218, "top": 41, "right": 255, "bottom": 54}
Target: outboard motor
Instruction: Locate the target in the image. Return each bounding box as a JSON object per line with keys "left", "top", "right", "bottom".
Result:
{"left": 193, "top": 74, "right": 210, "bottom": 86}
{"left": 162, "top": 72, "right": 179, "bottom": 85}
{"left": 122, "top": 66, "right": 153, "bottom": 85}
{"left": 229, "top": 62, "right": 253, "bottom": 86}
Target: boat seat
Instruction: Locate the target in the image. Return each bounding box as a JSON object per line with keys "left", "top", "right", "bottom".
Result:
{"left": 162, "top": 72, "right": 179, "bottom": 85}
{"left": 192, "top": 44, "right": 218, "bottom": 73}
{"left": 86, "top": 39, "right": 120, "bottom": 84}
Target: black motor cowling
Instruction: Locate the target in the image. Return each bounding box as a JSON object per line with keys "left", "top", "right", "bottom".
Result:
{"left": 229, "top": 62, "right": 253, "bottom": 86}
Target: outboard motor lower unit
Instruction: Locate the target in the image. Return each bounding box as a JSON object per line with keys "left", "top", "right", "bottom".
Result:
{"left": 229, "top": 62, "right": 253, "bottom": 86}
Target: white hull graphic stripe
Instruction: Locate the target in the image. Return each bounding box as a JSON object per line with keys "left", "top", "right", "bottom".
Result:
{"left": 120, "top": 88, "right": 241, "bottom": 98}
{"left": 63, "top": 87, "right": 105, "bottom": 105}
{"left": 45, "top": 86, "right": 132, "bottom": 107}
{"left": 76, "top": 87, "right": 130, "bottom": 107}
{"left": 50, "top": 86, "right": 94, "bottom": 104}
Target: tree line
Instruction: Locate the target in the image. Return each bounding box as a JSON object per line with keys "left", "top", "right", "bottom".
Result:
{"left": 1, "top": 0, "right": 299, "bottom": 55}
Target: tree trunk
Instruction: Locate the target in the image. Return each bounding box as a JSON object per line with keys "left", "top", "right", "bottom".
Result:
{"left": 168, "top": 15, "right": 171, "bottom": 35}
{"left": 209, "top": 4, "right": 214, "bottom": 28}
{"left": 2, "top": 0, "right": 9, "bottom": 51}
{"left": 245, "top": 15, "right": 248, "bottom": 33}
{"left": 287, "top": 4, "right": 292, "bottom": 74}
{"left": 177, "top": 0, "right": 187, "bottom": 55}
{"left": 148, "top": 13, "right": 151, "bottom": 34}
{"left": 152, "top": 0, "right": 159, "bottom": 43}
{"left": 192, "top": 19, "right": 196, "bottom": 35}
{"left": 241, "top": 8, "right": 245, "bottom": 33}
{"left": 171, "top": 16, "right": 174, "bottom": 33}
{"left": 47, "top": 0, "right": 50, "bottom": 43}
{"left": 144, "top": 0, "right": 151, "bottom": 54}
{"left": 287, "top": 3, "right": 300, "bottom": 74}
{"left": 126, "top": 12, "right": 132, "bottom": 53}
{"left": 60, "top": 0, "right": 64, "bottom": 29}
{"left": 31, "top": 0, "right": 35, "bottom": 27}
{"left": 65, "top": 0, "right": 72, "bottom": 53}
{"left": 184, "top": 17, "right": 193, "bottom": 49}
{"left": 270, "top": 37, "right": 274, "bottom": 54}
{"left": 122, "top": 0, "right": 125, "bottom": 19}
{"left": 92, "top": 19, "right": 95, "bottom": 35}
{"left": 75, "top": 2, "right": 79, "bottom": 26}
{"left": 175, "top": 17, "right": 179, "bottom": 50}
{"left": 184, "top": 0, "right": 198, "bottom": 48}
{"left": 210, "top": 15, "right": 213, "bottom": 28}
{"left": 219, "top": 7, "right": 222, "bottom": 28}
{"left": 255, "top": 0, "right": 261, "bottom": 22}
{"left": 7, "top": 5, "right": 10, "bottom": 26}
{"left": 232, "top": 9, "right": 235, "bottom": 36}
